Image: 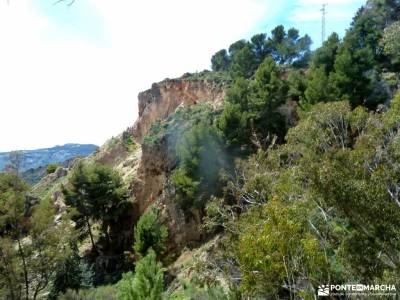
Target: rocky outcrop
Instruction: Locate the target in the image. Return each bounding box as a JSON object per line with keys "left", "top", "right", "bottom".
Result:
{"left": 127, "top": 78, "right": 226, "bottom": 252}
{"left": 130, "top": 77, "right": 226, "bottom": 213}
{"left": 132, "top": 79, "right": 225, "bottom": 143}
{"left": 131, "top": 135, "right": 174, "bottom": 214}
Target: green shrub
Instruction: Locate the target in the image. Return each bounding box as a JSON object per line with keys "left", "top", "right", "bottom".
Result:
{"left": 116, "top": 250, "right": 164, "bottom": 300}
{"left": 171, "top": 168, "right": 200, "bottom": 210}
{"left": 143, "top": 121, "right": 167, "bottom": 145}
{"left": 167, "top": 278, "right": 234, "bottom": 300}
{"left": 59, "top": 285, "right": 117, "bottom": 300}
{"left": 122, "top": 130, "right": 137, "bottom": 151}
{"left": 143, "top": 104, "right": 219, "bottom": 147}
{"left": 46, "top": 163, "right": 58, "bottom": 174}
{"left": 171, "top": 121, "right": 229, "bottom": 211}
{"left": 134, "top": 208, "right": 168, "bottom": 258}
{"left": 49, "top": 254, "right": 93, "bottom": 299}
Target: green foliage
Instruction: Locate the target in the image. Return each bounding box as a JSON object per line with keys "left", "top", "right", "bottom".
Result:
{"left": 134, "top": 208, "right": 168, "bottom": 258}
{"left": 311, "top": 32, "right": 340, "bottom": 73}
{"left": 144, "top": 104, "right": 218, "bottom": 147}
{"left": 217, "top": 78, "right": 253, "bottom": 149}
{"left": 348, "top": 0, "right": 399, "bottom": 64}
{"left": 122, "top": 130, "right": 137, "bottom": 151}
{"left": 172, "top": 122, "right": 227, "bottom": 210}
{"left": 252, "top": 57, "right": 288, "bottom": 110}
{"left": 211, "top": 49, "right": 230, "bottom": 71}
{"left": 287, "top": 69, "right": 307, "bottom": 102}
{"left": 381, "top": 20, "right": 400, "bottom": 64}
{"left": 0, "top": 174, "right": 29, "bottom": 299}
{"left": 49, "top": 254, "right": 94, "bottom": 299}
{"left": 144, "top": 120, "right": 167, "bottom": 145}
{"left": 301, "top": 33, "right": 340, "bottom": 107}
{"left": 238, "top": 198, "right": 328, "bottom": 298}
{"left": 116, "top": 250, "right": 164, "bottom": 300}
{"left": 184, "top": 70, "right": 232, "bottom": 84}
{"left": 167, "top": 278, "right": 233, "bottom": 300}
{"left": 323, "top": 0, "right": 400, "bottom": 108}
{"left": 2, "top": 3, "right": 399, "bottom": 298}
{"left": 391, "top": 91, "right": 400, "bottom": 110}
{"left": 62, "top": 162, "right": 128, "bottom": 251}
{"left": 302, "top": 66, "right": 332, "bottom": 106}
{"left": 0, "top": 175, "right": 74, "bottom": 300}
{"left": 210, "top": 26, "right": 312, "bottom": 80}
{"left": 218, "top": 57, "right": 287, "bottom": 152}
{"left": 59, "top": 285, "right": 117, "bottom": 300}
{"left": 300, "top": 1, "right": 400, "bottom": 109}
{"left": 268, "top": 25, "right": 312, "bottom": 66}
{"left": 171, "top": 168, "right": 200, "bottom": 211}
{"left": 213, "top": 99, "right": 400, "bottom": 298}
{"left": 0, "top": 173, "right": 29, "bottom": 233}
{"left": 329, "top": 46, "right": 374, "bottom": 107}
{"left": 46, "top": 163, "right": 58, "bottom": 175}
{"left": 228, "top": 40, "right": 247, "bottom": 57}
{"left": 250, "top": 33, "right": 269, "bottom": 64}
{"left": 229, "top": 44, "right": 258, "bottom": 79}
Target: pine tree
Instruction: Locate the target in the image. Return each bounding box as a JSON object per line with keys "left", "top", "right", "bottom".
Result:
{"left": 117, "top": 250, "right": 164, "bottom": 300}
{"left": 62, "top": 162, "right": 128, "bottom": 251}
{"left": 133, "top": 208, "right": 168, "bottom": 258}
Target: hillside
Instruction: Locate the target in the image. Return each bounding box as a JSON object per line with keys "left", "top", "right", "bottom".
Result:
{"left": 0, "top": 143, "right": 98, "bottom": 172}
{"left": 1, "top": 1, "right": 400, "bottom": 299}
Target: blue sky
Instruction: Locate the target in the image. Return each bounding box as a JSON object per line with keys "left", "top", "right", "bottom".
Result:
{"left": 250, "top": 0, "right": 365, "bottom": 48}
{"left": 0, "top": 0, "right": 366, "bottom": 151}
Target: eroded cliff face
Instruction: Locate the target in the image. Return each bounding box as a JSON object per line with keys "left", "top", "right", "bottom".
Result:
{"left": 132, "top": 78, "right": 225, "bottom": 143}
{"left": 131, "top": 78, "right": 226, "bottom": 214}
{"left": 129, "top": 77, "right": 226, "bottom": 252}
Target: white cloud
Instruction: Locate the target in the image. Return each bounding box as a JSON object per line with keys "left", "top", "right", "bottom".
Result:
{"left": 0, "top": 0, "right": 269, "bottom": 151}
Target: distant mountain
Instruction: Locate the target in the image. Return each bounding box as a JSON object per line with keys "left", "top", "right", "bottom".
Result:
{"left": 20, "top": 165, "right": 47, "bottom": 185}
{"left": 20, "top": 157, "right": 77, "bottom": 185}
{"left": 0, "top": 143, "right": 98, "bottom": 172}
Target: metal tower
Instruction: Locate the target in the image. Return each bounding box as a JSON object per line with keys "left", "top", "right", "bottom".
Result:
{"left": 321, "top": 4, "right": 327, "bottom": 44}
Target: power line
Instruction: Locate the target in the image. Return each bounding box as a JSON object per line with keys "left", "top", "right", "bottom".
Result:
{"left": 321, "top": 3, "right": 327, "bottom": 44}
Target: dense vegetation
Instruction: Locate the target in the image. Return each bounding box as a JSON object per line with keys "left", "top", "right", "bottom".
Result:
{"left": 208, "top": 97, "right": 400, "bottom": 297}
{"left": 62, "top": 162, "right": 129, "bottom": 253}
{"left": 0, "top": 174, "right": 75, "bottom": 299}
{"left": 1, "top": 0, "right": 400, "bottom": 299}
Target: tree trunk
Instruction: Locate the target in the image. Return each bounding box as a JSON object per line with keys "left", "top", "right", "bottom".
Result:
{"left": 104, "top": 221, "right": 111, "bottom": 249}
{"left": 17, "top": 237, "right": 29, "bottom": 300}
{"left": 86, "top": 217, "right": 97, "bottom": 253}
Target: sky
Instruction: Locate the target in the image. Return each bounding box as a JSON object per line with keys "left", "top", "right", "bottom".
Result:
{"left": 0, "top": 0, "right": 365, "bottom": 151}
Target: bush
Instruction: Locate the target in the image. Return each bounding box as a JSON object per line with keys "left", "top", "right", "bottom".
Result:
{"left": 59, "top": 285, "right": 117, "bottom": 300}
{"left": 46, "top": 163, "right": 58, "bottom": 174}
{"left": 171, "top": 122, "right": 228, "bottom": 211}
{"left": 122, "top": 129, "right": 137, "bottom": 151}
{"left": 116, "top": 250, "right": 164, "bottom": 300}
{"left": 167, "top": 278, "right": 233, "bottom": 300}
{"left": 49, "top": 254, "right": 93, "bottom": 299}
{"left": 171, "top": 168, "right": 200, "bottom": 210}
{"left": 134, "top": 208, "right": 168, "bottom": 258}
